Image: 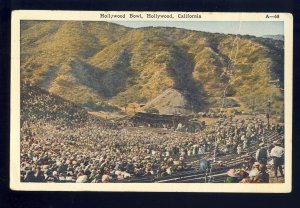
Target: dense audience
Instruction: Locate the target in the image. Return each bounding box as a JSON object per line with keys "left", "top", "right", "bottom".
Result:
{"left": 20, "top": 83, "right": 284, "bottom": 183}
{"left": 21, "top": 83, "right": 89, "bottom": 123}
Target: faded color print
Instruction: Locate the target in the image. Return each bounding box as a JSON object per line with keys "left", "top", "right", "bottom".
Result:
{"left": 11, "top": 11, "right": 293, "bottom": 192}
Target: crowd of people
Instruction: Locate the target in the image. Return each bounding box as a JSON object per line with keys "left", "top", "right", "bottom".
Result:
{"left": 224, "top": 139, "right": 284, "bottom": 183}
{"left": 21, "top": 83, "right": 89, "bottom": 124}
{"left": 20, "top": 83, "right": 284, "bottom": 183}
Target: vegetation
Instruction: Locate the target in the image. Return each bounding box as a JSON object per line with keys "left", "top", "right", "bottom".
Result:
{"left": 21, "top": 21, "right": 284, "bottom": 117}
{"left": 145, "top": 107, "right": 160, "bottom": 114}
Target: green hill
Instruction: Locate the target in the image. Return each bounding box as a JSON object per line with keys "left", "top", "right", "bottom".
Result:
{"left": 20, "top": 21, "right": 284, "bottom": 117}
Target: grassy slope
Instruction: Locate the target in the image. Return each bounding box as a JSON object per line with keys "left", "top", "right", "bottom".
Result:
{"left": 20, "top": 21, "right": 284, "bottom": 117}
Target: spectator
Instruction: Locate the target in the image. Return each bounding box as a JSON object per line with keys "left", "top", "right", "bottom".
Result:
{"left": 249, "top": 162, "right": 260, "bottom": 182}
{"left": 270, "top": 140, "right": 284, "bottom": 178}
{"left": 253, "top": 164, "right": 269, "bottom": 183}
{"left": 225, "top": 169, "right": 239, "bottom": 183}
{"left": 245, "top": 154, "right": 256, "bottom": 171}
{"left": 239, "top": 169, "right": 251, "bottom": 183}
{"left": 256, "top": 143, "right": 269, "bottom": 165}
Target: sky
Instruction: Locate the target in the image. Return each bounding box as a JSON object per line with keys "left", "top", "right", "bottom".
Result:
{"left": 111, "top": 21, "right": 284, "bottom": 37}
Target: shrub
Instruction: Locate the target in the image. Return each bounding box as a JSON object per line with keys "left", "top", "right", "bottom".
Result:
{"left": 145, "top": 107, "right": 159, "bottom": 114}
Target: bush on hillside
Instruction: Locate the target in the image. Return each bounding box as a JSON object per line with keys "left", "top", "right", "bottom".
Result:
{"left": 145, "top": 107, "right": 159, "bottom": 114}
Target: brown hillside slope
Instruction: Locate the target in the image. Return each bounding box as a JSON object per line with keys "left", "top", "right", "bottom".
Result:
{"left": 20, "top": 21, "right": 284, "bottom": 116}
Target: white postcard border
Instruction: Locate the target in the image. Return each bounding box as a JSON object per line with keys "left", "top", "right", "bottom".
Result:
{"left": 10, "top": 11, "right": 293, "bottom": 192}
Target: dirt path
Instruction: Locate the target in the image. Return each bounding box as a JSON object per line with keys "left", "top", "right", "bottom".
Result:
{"left": 268, "top": 166, "right": 285, "bottom": 183}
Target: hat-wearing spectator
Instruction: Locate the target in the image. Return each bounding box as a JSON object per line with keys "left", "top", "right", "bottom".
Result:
{"left": 270, "top": 140, "right": 284, "bottom": 178}
{"left": 199, "top": 160, "right": 210, "bottom": 171}
{"left": 102, "top": 174, "right": 110, "bottom": 183}
{"left": 225, "top": 169, "right": 239, "bottom": 183}
{"left": 239, "top": 169, "right": 251, "bottom": 183}
{"left": 256, "top": 143, "right": 269, "bottom": 165}
{"left": 76, "top": 174, "right": 88, "bottom": 183}
{"left": 25, "top": 166, "right": 45, "bottom": 182}
{"left": 253, "top": 164, "right": 269, "bottom": 183}
{"left": 249, "top": 162, "right": 260, "bottom": 182}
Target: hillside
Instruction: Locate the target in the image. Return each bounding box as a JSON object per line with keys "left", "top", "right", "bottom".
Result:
{"left": 141, "top": 88, "right": 190, "bottom": 115}
{"left": 20, "top": 21, "right": 284, "bottom": 117}
{"left": 21, "top": 83, "right": 90, "bottom": 122}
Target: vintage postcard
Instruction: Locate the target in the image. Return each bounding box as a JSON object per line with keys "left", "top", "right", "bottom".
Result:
{"left": 10, "top": 11, "right": 293, "bottom": 192}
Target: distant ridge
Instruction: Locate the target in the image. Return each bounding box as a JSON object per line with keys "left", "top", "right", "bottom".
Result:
{"left": 261, "top": 35, "right": 284, "bottom": 41}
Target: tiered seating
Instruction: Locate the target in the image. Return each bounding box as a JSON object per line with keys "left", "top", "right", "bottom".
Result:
{"left": 113, "top": 131, "right": 282, "bottom": 183}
